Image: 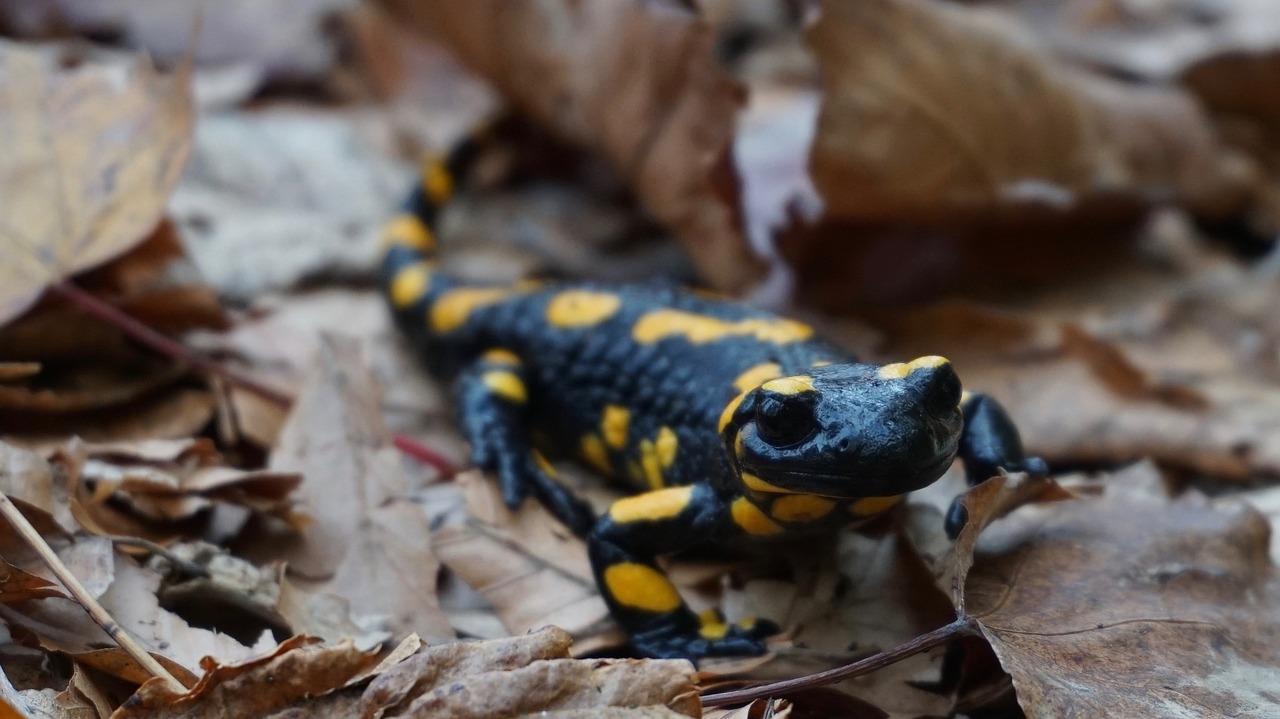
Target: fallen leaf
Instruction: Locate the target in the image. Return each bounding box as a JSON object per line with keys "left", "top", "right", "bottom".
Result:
{"left": 0, "top": 556, "right": 67, "bottom": 603}
{"left": 261, "top": 334, "right": 454, "bottom": 643}
{"left": 775, "top": 0, "right": 1255, "bottom": 308}
{"left": 0, "top": 364, "right": 39, "bottom": 382}
{"left": 359, "top": 626, "right": 699, "bottom": 719}
{"left": 113, "top": 635, "right": 379, "bottom": 719}
{"left": 377, "top": 0, "right": 763, "bottom": 294}
{"left": 0, "top": 0, "right": 352, "bottom": 89}
{"left": 0, "top": 41, "right": 194, "bottom": 326}
{"left": 964, "top": 465, "right": 1280, "bottom": 717}
{"left": 433, "top": 470, "right": 624, "bottom": 656}
{"left": 169, "top": 110, "right": 413, "bottom": 302}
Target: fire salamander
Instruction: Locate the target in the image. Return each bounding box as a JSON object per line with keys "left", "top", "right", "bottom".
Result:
{"left": 381, "top": 136, "right": 1047, "bottom": 660}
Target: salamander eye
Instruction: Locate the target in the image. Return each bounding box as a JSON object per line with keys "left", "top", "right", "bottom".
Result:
{"left": 755, "top": 395, "right": 814, "bottom": 447}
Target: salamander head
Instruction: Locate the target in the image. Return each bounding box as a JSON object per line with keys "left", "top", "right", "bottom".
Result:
{"left": 721, "top": 357, "right": 963, "bottom": 498}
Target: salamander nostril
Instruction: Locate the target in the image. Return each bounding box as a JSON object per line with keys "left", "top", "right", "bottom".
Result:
{"left": 838, "top": 438, "right": 850, "bottom": 451}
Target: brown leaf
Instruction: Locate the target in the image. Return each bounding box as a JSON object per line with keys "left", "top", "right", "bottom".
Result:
{"left": 377, "top": 0, "right": 762, "bottom": 294}
{"left": 433, "top": 471, "right": 623, "bottom": 656}
{"left": 1059, "top": 322, "right": 1208, "bottom": 410}
{"left": 965, "top": 466, "right": 1280, "bottom": 716}
{"left": 7, "top": 556, "right": 274, "bottom": 675}
{"left": 0, "top": 556, "right": 66, "bottom": 603}
{"left": 0, "top": 41, "right": 194, "bottom": 326}
{"left": 262, "top": 335, "right": 454, "bottom": 644}
{"left": 113, "top": 636, "right": 380, "bottom": 719}
{"left": 778, "top": 0, "right": 1254, "bottom": 308}
{"left": 358, "top": 627, "right": 698, "bottom": 719}
{"left": 0, "top": 364, "right": 39, "bottom": 382}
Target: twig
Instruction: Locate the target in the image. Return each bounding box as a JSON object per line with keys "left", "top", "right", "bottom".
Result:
{"left": 392, "top": 434, "right": 459, "bottom": 476}
{"left": 0, "top": 490, "right": 188, "bottom": 694}
{"left": 105, "top": 536, "right": 210, "bottom": 578}
{"left": 0, "top": 662, "right": 34, "bottom": 719}
{"left": 51, "top": 280, "right": 459, "bottom": 476}
{"left": 52, "top": 281, "right": 293, "bottom": 407}
{"left": 700, "top": 616, "right": 979, "bottom": 708}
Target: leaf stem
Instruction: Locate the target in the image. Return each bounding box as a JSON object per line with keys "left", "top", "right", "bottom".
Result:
{"left": 0, "top": 490, "right": 188, "bottom": 694}
{"left": 50, "top": 281, "right": 458, "bottom": 476}
{"left": 700, "top": 616, "right": 979, "bottom": 708}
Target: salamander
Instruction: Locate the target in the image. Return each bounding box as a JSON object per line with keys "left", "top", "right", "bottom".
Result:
{"left": 381, "top": 136, "right": 1047, "bottom": 660}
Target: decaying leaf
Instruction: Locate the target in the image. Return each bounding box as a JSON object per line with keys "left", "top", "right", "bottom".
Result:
{"left": 0, "top": 556, "right": 66, "bottom": 603}
{"left": 113, "top": 635, "right": 379, "bottom": 719}
{"left": 433, "top": 471, "right": 623, "bottom": 656}
{"left": 965, "top": 465, "right": 1280, "bottom": 717}
{"left": 359, "top": 626, "right": 699, "bottom": 719}
{"left": 776, "top": 0, "right": 1257, "bottom": 308}
{"left": 377, "top": 0, "right": 763, "bottom": 294}
{"left": 261, "top": 335, "right": 453, "bottom": 643}
{"left": 55, "top": 438, "right": 300, "bottom": 528}
{"left": 0, "top": 41, "right": 194, "bottom": 326}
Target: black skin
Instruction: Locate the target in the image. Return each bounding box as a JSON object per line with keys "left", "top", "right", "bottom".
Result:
{"left": 382, "top": 137, "right": 1047, "bottom": 660}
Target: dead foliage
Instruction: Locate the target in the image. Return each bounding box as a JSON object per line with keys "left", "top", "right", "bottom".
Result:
{"left": 0, "top": 0, "right": 1278, "bottom": 717}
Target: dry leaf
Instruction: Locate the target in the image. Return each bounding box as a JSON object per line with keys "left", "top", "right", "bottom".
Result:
{"left": 0, "top": 556, "right": 66, "bottom": 603}
{"left": 377, "top": 0, "right": 762, "bottom": 294}
{"left": 965, "top": 467, "right": 1280, "bottom": 717}
{"left": 433, "top": 471, "right": 623, "bottom": 656}
{"left": 776, "top": 0, "right": 1254, "bottom": 308}
{"left": 262, "top": 335, "right": 453, "bottom": 643}
{"left": 113, "top": 635, "right": 379, "bottom": 719}
{"left": 0, "top": 41, "right": 193, "bottom": 326}
{"left": 359, "top": 626, "right": 698, "bottom": 719}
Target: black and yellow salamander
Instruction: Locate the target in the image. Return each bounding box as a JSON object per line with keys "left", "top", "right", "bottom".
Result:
{"left": 381, "top": 137, "right": 1047, "bottom": 660}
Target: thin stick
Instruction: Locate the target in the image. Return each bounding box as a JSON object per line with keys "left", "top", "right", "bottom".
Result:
{"left": 0, "top": 662, "right": 34, "bottom": 719}
{"left": 0, "top": 491, "right": 187, "bottom": 694}
{"left": 52, "top": 280, "right": 459, "bottom": 476}
{"left": 51, "top": 281, "right": 293, "bottom": 407}
{"left": 700, "top": 616, "right": 978, "bottom": 707}
{"left": 105, "top": 536, "right": 210, "bottom": 578}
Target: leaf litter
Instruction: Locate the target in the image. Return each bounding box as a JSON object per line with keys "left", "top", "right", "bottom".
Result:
{"left": 0, "top": 0, "right": 1279, "bottom": 716}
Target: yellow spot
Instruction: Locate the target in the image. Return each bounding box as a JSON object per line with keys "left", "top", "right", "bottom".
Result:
{"left": 700, "top": 620, "right": 729, "bottom": 640}
{"left": 382, "top": 213, "right": 435, "bottom": 252}
{"left": 422, "top": 159, "right": 454, "bottom": 204}
{"left": 731, "top": 497, "right": 783, "bottom": 536}
{"left": 960, "top": 390, "right": 974, "bottom": 408}
{"left": 737, "top": 617, "right": 757, "bottom": 631}
{"left": 878, "top": 355, "right": 949, "bottom": 380}
{"left": 602, "top": 405, "right": 630, "bottom": 450}
{"left": 655, "top": 427, "right": 678, "bottom": 469}
{"left": 581, "top": 434, "right": 612, "bottom": 476}
{"left": 849, "top": 495, "right": 904, "bottom": 517}
{"left": 482, "top": 371, "right": 526, "bottom": 403}
{"left": 632, "top": 310, "right": 813, "bottom": 346}
{"left": 390, "top": 262, "right": 432, "bottom": 308}
{"left": 430, "top": 287, "right": 509, "bottom": 333}
{"left": 609, "top": 486, "right": 694, "bottom": 523}
{"left": 718, "top": 391, "right": 747, "bottom": 433}
{"left": 761, "top": 375, "right": 815, "bottom": 395}
{"left": 733, "top": 362, "right": 782, "bottom": 393}
{"left": 771, "top": 494, "right": 836, "bottom": 522}
{"left": 741, "top": 472, "right": 791, "bottom": 494}
{"left": 603, "top": 563, "right": 682, "bottom": 613}
{"left": 533, "top": 450, "right": 557, "bottom": 478}
{"left": 639, "top": 439, "right": 663, "bottom": 490}
{"left": 811, "top": 360, "right": 833, "bottom": 367}
{"left": 547, "top": 290, "right": 622, "bottom": 328}
{"left": 482, "top": 349, "right": 521, "bottom": 365}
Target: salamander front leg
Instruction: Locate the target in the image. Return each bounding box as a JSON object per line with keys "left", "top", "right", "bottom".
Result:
{"left": 588, "top": 485, "right": 777, "bottom": 660}
{"left": 946, "top": 392, "right": 1049, "bottom": 537}
{"left": 457, "top": 349, "right": 596, "bottom": 536}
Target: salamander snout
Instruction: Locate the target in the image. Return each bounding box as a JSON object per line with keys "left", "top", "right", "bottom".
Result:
{"left": 906, "top": 357, "right": 962, "bottom": 418}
